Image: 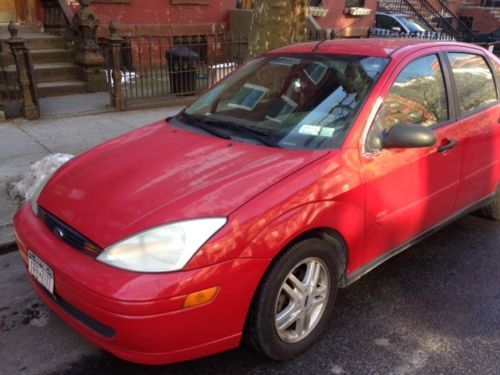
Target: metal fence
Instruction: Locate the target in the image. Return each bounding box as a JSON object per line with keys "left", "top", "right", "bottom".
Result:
{"left": 0, "top": 50, "right": 27, "bottom": 119}
{"left": 104, "top": 29, "right": 249, "bottom": 109}
{"left": 369, "top": 29, "right": 455, "bottom": 40}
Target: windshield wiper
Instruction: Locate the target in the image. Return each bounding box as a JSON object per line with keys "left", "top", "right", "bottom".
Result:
{"left": 175, "top": 112, "right": 232, "bottom": 140}
{"left": 202, "top": 118, "right": 279, "bottom": 147}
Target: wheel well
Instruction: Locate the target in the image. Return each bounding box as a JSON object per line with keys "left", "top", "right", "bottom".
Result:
{"left": 277, "top": 228, "right": 348, "bottom": 281}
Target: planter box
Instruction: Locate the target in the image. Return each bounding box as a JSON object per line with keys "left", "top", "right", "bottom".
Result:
{"left": 344, "top": 7, "right": 373, "bottom": 16}
{"left": 306, "top": 6, "right": 329, "bottom": 17}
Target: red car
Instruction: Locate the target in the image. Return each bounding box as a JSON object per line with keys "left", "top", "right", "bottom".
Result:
{"left": 14, "top": 39, "right": 500, "bottom": 365}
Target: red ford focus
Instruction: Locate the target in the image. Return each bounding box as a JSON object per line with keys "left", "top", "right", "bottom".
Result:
{"left": 14, "top": 39, "right": 500, "bottom": 364}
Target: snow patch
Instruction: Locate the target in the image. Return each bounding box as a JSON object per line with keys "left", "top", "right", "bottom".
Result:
{"left": 374, "top": 337, "right": 391, "bottom": 347}
{"left": 8, "top": 153, "right": 73, "bottom": 204}
{"left": 330, "top": 365, "right": 344, "bottom": 374}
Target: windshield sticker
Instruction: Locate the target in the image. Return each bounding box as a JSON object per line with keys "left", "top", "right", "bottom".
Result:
{"left": 319, "top": 127, "right": 335, "bottom": 137}
{"left": 228, "top": 83, "right": 269, "bottom": 111}
{"left": 299, "top": 125, "right": 321, "bottom": 136}
{"left": 298, "top": 125, "right": 335, "bottom": 137}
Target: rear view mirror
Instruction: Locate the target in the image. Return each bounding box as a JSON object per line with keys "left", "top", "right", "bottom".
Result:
{"left": 382, "top": 124, "right": 437, "bottom": 149}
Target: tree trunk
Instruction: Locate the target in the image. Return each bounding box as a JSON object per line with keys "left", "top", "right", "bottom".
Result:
{"left": 247, "top": 0, "right": 307, "bottom": 59}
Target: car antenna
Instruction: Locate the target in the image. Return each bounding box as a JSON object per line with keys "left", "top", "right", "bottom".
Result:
{"left": 312, "top": 31, "right": 335, "bottom": 52}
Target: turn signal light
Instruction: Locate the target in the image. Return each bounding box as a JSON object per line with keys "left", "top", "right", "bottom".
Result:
{"left": 183, "top": 286, "right": 219, "bottom": 309}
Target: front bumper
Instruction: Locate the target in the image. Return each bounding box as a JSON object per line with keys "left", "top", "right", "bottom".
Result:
{"left": 14, "top": 204, "right": 270, "bottom": 364}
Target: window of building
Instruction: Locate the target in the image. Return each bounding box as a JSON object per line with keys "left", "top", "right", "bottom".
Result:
{"left": 346, "top": 0, "right": 365, "bottom": 7}
{"left": 309, "top": 0, "right": 323, "bottom": 6}
{"left": 367, "top": 54, "right": 448, "bottom": 150}
{"left": 447, "top": 53, "right": 497, "bottom": 115}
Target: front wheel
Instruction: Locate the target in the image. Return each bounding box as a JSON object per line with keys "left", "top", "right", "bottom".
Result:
{"left": 245, "top": 238, "right": 340, "bottom": 360}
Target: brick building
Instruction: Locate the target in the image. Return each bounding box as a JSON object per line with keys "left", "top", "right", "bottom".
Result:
{"left": 449, "top": 0, "right": 500, "bottom": 33}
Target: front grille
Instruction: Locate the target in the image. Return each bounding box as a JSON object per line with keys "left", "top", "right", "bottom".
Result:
{"left": 38, "top": 207, "right": 102, "bottom": 257}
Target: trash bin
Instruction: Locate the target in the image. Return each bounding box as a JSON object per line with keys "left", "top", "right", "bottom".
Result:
{"left": 166, "top": 47, "right": 199, "bottom": 95}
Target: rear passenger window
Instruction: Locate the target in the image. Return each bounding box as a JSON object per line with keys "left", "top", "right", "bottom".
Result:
{"left": 447, "top": 53, "right": 497, "bottom": 115}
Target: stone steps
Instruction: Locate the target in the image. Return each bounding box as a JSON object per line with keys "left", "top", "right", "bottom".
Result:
{"left": 0, "top": 33, "right": 67, "bottom": 51}
{"left": 0, "top": 26, "right": 89, "bottom": 98}
{"left": 37, "top": 80, "right": 87, "bottom": 98}
{"left": 1, "top": 48, "right": 75, "bottom": 66}
{"left": 3, "top": 62, "right": 79, "bottom": 83}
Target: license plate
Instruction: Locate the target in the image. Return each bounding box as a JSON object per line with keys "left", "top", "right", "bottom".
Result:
{"left": 28, "top": 251, "right": 54, "bottom": 294}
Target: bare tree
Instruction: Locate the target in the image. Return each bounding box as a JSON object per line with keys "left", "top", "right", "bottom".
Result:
{"left": 247, "top": 0, "right": 308, "bottom": 58}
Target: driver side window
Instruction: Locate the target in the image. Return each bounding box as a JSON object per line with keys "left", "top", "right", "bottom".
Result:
{"left": 366, "top": 54, "right": 448, "bottom": 151}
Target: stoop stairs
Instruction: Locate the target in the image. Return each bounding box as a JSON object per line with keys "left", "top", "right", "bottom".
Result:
{"left": 0, "top": 24, "right": 87, "bottom": 98}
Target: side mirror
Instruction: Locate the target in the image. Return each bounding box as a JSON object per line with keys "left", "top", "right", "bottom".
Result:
{"left": 382, "top": 124, "right": 437, "bottom": 149}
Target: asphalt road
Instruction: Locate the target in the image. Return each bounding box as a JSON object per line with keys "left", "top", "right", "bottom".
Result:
{"left": 1, "top": 214, "right": 499, "bottom": 375}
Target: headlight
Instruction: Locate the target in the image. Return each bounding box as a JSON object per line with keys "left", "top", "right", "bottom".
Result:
{"left": 97, "top": 218, "right": 227, "bottom": 272}
{"left": 30, "top": 175, "right": 52, "bottom": 216}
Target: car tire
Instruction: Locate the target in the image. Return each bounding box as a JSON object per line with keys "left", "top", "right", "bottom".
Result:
{"left": 479, "top": 185, "right": 500, "bottom": 221}
{"left": 245, "top": 238, "right": 340, "bottom": 361}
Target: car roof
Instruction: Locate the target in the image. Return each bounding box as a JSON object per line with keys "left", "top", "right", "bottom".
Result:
{"left": 376, "top": 10, "right": 410, "bottom": 17}
{"left": 271, "top": 39, "right": 483, "bottom": 58}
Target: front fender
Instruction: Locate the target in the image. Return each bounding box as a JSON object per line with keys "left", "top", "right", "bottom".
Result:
{"left": 237, "top": 200, "right": 365, "bottom": 274}
{"left": 187, "top": 200, "right": 365, "bottom": 275}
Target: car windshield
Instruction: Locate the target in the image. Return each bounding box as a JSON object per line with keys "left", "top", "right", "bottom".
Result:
{"left": 396, "top": 16, "right": 428, "bottom": 33}
{"left": 177, "top": 54, "right": 389, "bottom": 149}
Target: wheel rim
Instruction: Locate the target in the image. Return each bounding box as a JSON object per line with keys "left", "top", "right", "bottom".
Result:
{"left": 274, "top": 257, "right": 330, "bottom": 343}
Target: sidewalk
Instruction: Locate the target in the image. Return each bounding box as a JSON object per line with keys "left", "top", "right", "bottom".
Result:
{"left": 0, "top": 103, "right": 183, "bottom": 248}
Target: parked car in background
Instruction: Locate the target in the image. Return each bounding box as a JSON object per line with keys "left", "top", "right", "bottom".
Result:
{"left": 374, "top": 10, "right": 431, "bottom": 34}
{"left": 14, "top": 39, "right": 500, "bottom": 365}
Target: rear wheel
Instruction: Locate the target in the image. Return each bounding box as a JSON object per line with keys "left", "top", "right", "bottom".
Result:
{"left": 479, "top": 186, "right": 500, "bottom": 221}
{"left": 245, "top": 238, "right": 339, "bottom": 360}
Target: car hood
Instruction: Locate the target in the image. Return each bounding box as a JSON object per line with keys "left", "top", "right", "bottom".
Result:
{"left": 38, "top": 121, "right": 327, "bottom": 247}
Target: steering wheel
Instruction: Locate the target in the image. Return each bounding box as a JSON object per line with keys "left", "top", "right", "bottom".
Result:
{"left": 330, "top": 104, "right": 353, "bottom": 121}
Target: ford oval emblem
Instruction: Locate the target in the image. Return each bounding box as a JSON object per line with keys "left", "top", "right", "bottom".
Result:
{"left": 54, "top": 227, "right": 64, "bottom": 239}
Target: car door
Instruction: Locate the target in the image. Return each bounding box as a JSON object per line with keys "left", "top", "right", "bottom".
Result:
{"left": 359, "top": 51, "right": 462, "bottom": 264}
{"left": 444, "top": 49, "right": 500, "bottom": 209}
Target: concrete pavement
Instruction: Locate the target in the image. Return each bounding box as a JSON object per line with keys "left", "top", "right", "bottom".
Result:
{"left": 0, "top": 103, "right": 183, "bottom": 247}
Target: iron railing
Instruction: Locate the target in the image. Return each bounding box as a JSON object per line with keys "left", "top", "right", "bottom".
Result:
{"left": 0, "top": 51, "right": 22, "bottom": 117}
{"left": 104, "top": 27, "right": 250, "bottom": 109}
{"left": 0, "top": 22, "right": 39, "bottom": 120}
{"left": 370, "top": 28, "right": 455, "bottom": 39}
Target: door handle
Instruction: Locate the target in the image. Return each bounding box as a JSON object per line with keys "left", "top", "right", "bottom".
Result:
{"left": 437, "top": 139, "right": 457, "bottom": 153}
